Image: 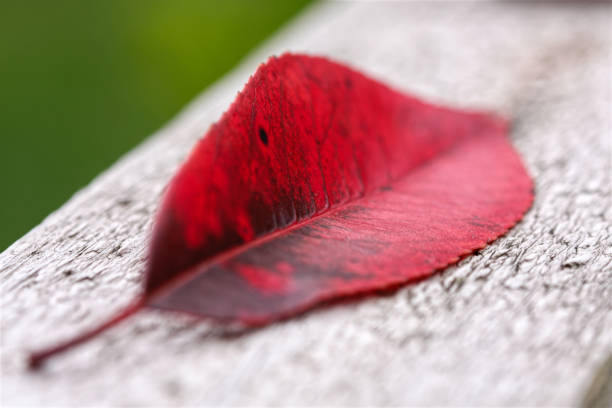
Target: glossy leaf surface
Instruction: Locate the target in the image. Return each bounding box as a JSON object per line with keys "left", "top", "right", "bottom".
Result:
{"left": 147, "top": 54, "right": 532, "bottom": 323}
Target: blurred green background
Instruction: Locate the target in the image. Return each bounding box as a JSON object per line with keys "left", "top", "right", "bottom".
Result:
{"left": 0, "top": 0, "right": 311, "bottom": 251}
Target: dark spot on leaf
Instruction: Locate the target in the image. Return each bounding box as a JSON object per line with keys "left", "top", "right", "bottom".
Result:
{"left": 258, "top": 127, "right": 269, "bottom": 146}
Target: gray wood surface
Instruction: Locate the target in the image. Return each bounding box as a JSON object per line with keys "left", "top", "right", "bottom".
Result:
{"left": 1, "top": 2, "right": 610, "bottom": 406}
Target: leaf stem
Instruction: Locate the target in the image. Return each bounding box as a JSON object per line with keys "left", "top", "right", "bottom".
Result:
{"left": 28, "top": 299, "right": 145, "bottom": 370}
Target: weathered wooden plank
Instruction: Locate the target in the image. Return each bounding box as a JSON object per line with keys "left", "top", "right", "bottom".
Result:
{"left": 1, "top": 2, "right": 610, "bottom": 406}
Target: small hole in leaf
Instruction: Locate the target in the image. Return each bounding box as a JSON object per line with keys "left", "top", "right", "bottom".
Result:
{"left": 258, "top": 127, "right": 268, "bottom": 146}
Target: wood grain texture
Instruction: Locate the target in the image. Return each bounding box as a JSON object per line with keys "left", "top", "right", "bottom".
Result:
{"left": 1, "top": 2, "right": 610, "bottom": 406}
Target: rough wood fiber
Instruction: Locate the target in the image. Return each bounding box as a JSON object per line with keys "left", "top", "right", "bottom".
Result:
{"left": 1, "top": 2, "right": 610, "bottom": 406}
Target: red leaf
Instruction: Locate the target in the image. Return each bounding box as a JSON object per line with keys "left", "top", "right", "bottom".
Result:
{"left": 29, "top": 54, "right": 533, "bottom": 368}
